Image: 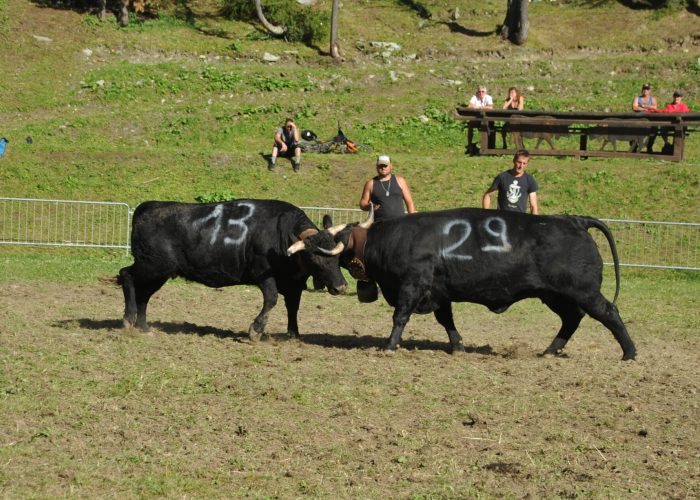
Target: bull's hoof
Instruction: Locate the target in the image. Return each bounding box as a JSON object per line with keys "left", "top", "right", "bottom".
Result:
{"left": 451, "top": 344, "right": 466, "bottom": 355}
{"left": 287, "top": 331, "right": 301, "bottom": 341}
{"left": 540, "top": 348, "right": 565, "bottom": 358}
{"left": 248, "top": 324, "right": 262, "bottom": 342}
{"left": 622, "top": 352, "right": 637, "bottom": 361}
{"left": 122, "top": 317, "right": 134, "bottom": 329}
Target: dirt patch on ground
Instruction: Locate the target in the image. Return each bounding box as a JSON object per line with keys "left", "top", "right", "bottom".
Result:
{"left": 1, "top": 280, "right": 698, "bottom": 497}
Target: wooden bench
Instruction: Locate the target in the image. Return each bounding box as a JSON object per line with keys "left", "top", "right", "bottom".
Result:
{"left": 454, "top": 108, "right": 700, "bottom": 161}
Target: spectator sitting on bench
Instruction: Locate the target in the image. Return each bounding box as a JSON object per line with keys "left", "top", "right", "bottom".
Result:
{"left": 502, "top": 87, "right": 524, "bottom": 110}
{"left": 632, "top": 83, "right": 657, "bottom": 112}
{"left": 466, "top": 85, "right": 494, "bottom": 153}
{"left": 501, "top": 86, "right": 524, "bottom": 148}
{"left": 468, "top": 85, "right": 493, "bottom": 110}
{"left": 647, "top": 90, "right": 691, "bottom": 153}
{"left": 651, "top": 90, "right": 691, "bottom": 113}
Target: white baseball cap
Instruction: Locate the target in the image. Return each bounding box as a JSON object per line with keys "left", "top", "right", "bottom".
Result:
{"left": 376, "top": 155, "right": 391, "bottom": 166}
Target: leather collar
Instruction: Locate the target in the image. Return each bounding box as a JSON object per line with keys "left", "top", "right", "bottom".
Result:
{"left": 350, "top": 226, "right": 368, "bottom": 263}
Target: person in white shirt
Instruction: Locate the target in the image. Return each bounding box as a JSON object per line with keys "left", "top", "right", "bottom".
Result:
{"left": 468, "top": 85, "right": 494, "bottom": 109}
{"left": 466, "top": 85, "right": 494, "bottom": 154}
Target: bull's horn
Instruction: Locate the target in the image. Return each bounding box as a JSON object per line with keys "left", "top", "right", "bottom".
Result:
{"left": 326, "top": 223, "right": 347, "bottom": 236}
{"left": 287, "top": 240, "right": 306, "bottom": 256}
{"left": 297, "top": 227, "right": 318, "bottom": 241}
{"left": 316, "top": 241, "right": 345, "bottom": 256}
{"left": 358, "top": 205, "right": 374, "bottom": 229}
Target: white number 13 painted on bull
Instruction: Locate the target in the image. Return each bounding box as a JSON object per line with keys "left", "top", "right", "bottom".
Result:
{"left": 441, "top": 216, "right": 512, "bottom": 260}
{"left": 196, "top": 202, "right": 255, "bottom": 246}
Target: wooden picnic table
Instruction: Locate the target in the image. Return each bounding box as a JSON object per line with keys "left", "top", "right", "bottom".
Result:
{"left": 454, "top": 108, "right": 700, "bottom": 161}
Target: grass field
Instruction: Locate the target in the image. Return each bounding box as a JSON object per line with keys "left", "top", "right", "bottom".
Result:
{"left": 1, "top": 0, "right": 699, "bottom": 496}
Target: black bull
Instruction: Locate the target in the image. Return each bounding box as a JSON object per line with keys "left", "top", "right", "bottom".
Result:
{"left": 328, "top": 208, "right": 636, "bottom": 360}
{"left": 118, "top": 200, "right": 347, "bottom": 338}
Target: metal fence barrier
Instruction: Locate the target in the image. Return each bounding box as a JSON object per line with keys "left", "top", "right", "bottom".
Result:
{"left": 300, "top": 206, "right": 364, "bottom": 228}
{"left": 0, "top": 197, "right": 698, "bottom": 270}
{"left": 593, "top": 219, "right": 699, "bottom": 271}
{"left": 0, "top": 197, "right": 131, "bottom": 255}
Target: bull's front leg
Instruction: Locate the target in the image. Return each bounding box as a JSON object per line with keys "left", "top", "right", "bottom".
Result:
{"left": 249, "top": 278, "right": 278, "bottom": 341}
{"left": 386, "top": 320, "right": 408, "bottom": 352}
{"left": 282, "top": 287, "right": 303, "bottom": 339}
{"left": 385, "top": 286, "right": 422, "bottom": 352}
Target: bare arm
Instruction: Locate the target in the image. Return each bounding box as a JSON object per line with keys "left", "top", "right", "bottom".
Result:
{"left": 482, "top": 189, "right": 494, "bottom": 209}
{"left": 274, "top": 129, "right": 287, "bottom": 152}
{"left": 632, "top": 96, "right": 642, "bottom": 111}
{"left": 396, "top": 176, "right": 416, "bottom": 213}
{"left": 517, "top": 97, "right": 524, "bottom": 110}
{"left": 359, "top": 179, "right": 374, "bottom": 211}
{"left": 529, "top": 192, "right": 539, "bottom": 215}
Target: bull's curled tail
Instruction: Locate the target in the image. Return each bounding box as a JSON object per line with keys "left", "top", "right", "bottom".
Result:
{"left": 575, "top": 216, "right": 621, "bottom": 304}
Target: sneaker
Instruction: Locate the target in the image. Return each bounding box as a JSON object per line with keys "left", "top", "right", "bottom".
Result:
{"left": 268, "top": 159, "right": 276, "bottom": 171}
{"left": 293, "top": 161, "right": 300, "bottom": 172}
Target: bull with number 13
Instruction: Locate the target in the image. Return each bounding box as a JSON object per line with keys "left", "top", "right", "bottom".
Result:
{"left": 119, "top": 199, "right": 347, "bottom": 339}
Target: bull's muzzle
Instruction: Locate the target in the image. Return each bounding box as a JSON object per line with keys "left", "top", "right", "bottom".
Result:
{"left": 327, "top": 283, "right": 348, "bottom": 296}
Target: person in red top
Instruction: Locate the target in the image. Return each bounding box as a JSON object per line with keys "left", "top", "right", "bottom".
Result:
{"left": 647, "top": 90, "right": 690, "bottom": 153}
{"left": 652, "top": 90, "right": 691, "bottom": 113}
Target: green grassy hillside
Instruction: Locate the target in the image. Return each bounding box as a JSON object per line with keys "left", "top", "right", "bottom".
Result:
{"left": 0, "top": 0, "right": 699, "bottom": 222}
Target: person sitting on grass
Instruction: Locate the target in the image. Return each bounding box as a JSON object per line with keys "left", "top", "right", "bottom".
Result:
{"left": 269, "top": 118, "right": 301, "bottom": 172}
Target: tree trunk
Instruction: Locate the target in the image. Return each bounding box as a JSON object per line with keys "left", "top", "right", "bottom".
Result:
{"left": 255, "top": 0, "right": 286, "bottom": 36}
{"left": 117, "top": 0, "right": 129, "bottom": 27}
{"left": 501, "top": 0, "right": 529, "bottom": 45}
{"left": 330, "top": 0, "right": 340, "bottom": 59}
{"left": 98, "top": 0, "right": 107, "bottom": 22}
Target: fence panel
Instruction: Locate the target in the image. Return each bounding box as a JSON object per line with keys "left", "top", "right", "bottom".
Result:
{"left": 595, "top": 219, "right": 699, "bottom": 270}
{"left": 0, "top": 197, "right": 131, "bottom": 254}
{"left": 300, "top": 206, "right": 364, "bottom": 228}
{"left": 1, "top": 198, "right": 698, "bottom": 270}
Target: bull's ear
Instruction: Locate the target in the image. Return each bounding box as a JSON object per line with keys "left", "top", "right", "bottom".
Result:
{"left": 358, "top": 204, "right": 374, "bottom": 229}
{"left": 287, "top": 240, "right": 306, "bottom": 256}
{"left": 322, "top": 214, "right": 333, "bottom": 229}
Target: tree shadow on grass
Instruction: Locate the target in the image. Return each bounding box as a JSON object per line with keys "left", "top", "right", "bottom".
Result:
{"left": 440, "top": 21, "right": 496, "bottom": 38}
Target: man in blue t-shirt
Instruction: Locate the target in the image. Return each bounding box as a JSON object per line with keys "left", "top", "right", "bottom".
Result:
{"left": 482, "top": 149, "right": 539, "bottom": 214}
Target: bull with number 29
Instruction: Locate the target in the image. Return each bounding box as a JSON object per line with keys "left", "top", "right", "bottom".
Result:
{"left": 312, "top": 207, "right": 636, "bottom": 360}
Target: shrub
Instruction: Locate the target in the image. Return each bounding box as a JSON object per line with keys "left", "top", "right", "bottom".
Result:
{"left": 221, "top": 0, "right": 328, "bottom": 45}
{"left": 195, "top": 192, "right": 237, "bottom": 203}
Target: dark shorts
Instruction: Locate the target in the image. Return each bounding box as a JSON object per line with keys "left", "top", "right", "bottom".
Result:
{"left": 274, "top": 141, "right": 299, "bottom": 157}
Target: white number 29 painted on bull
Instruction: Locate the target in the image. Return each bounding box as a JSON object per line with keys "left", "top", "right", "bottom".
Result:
{"left": 441, "top": 216, "right": 512, "bottom": 260}
{"left": 195, "top": 202, "right": 255, "bottom": 246}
